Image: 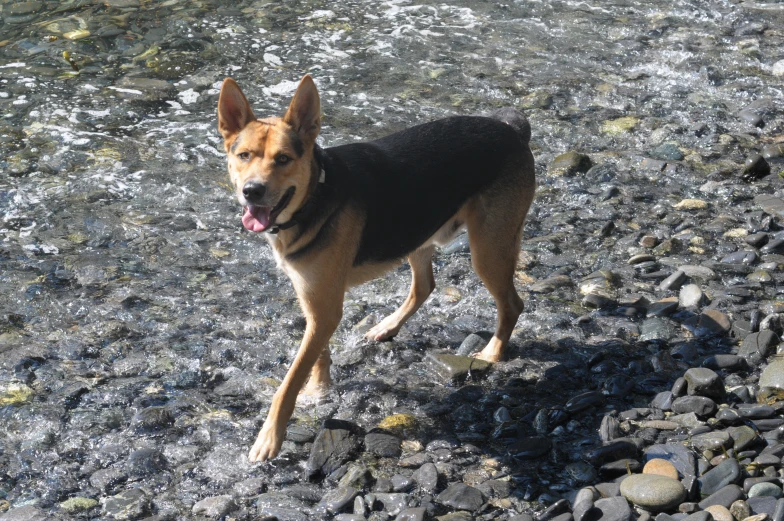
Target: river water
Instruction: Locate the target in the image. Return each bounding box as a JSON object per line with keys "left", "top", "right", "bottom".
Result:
{"left": 1, "top": 0, "right": 783, "bottom": 519}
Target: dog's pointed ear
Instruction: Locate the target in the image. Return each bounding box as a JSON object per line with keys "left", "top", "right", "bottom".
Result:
{"left": 283, "top": 74, "right": 321, "bottom": 143}
{"left": 218, "top": 78, "right": 256, "bottom": 141}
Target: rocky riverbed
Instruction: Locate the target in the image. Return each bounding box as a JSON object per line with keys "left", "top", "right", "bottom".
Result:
{"left": 2, "top": 0, "right": 784, "bottom": 520}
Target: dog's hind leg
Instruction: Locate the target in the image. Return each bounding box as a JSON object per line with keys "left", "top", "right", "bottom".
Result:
{"left": 365, "top": 244, "right": 436, "bottom": 341}
{"left": 467, "top": 184, "right": 534, "bottom": 363}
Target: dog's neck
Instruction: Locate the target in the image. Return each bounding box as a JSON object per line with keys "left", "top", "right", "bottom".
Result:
{"left": 267, "top": 144, "right": 327, "bottom": 235}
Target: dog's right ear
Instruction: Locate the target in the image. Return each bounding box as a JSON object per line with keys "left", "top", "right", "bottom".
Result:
{"left": 218, "top": 78, "right": 256, "bottom": 141}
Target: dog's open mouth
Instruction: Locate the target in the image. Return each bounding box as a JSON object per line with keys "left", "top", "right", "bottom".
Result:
{"left": 241, "top": 187, "right": 296, "bottom": 233}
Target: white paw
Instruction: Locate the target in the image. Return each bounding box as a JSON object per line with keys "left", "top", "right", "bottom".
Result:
{"left": 248, "top": 423, "right": 284, "bottom": 462}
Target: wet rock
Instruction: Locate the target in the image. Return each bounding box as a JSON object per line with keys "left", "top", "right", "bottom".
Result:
{"left": 531, "top": 275, "right": 573, "bottom": 293}
{"left": 644, "top": 444, "right": 696, "bottom": 478}
{"left": 640, "top": 317, "right": 678, "bottom": 342}
{"left": 584, "top": 440, "right": 640, "bottom": 466}
{"left": 602, "top": 116, "right": 639, "bottom": 135}
{"left": 0, "top": 507, "right": 48, "bottom": 521}
{"left": 684, "top": 368, "right": 726, "bottom": 400}
{"left": 652, "top": 144, "right": 684, "bottom": 161}
{"left": 679, "top": 284, "right": 704, "bottom": 308}
{"left": 365, "top": 431, "right": 402, "bottom": 458}
{"left": 307, "top": 419, "right": 363, "bottom": 479}
{"left": 414, "top": 463, "right": 439, "bottom": 492}
{"left": 60, "top": 497, "right": 99, "bottom": 514}
{"left": 509, "top": 437, "right": 552, "bottom": 459}
{"left": 192, "top": 495, "right": 237, "bottom": 518}
{"left": 126, "top": 448, "right": 167, "bottom": 478}
{"left": 371, "top": 493, "right": 411, "bottom": 516}
{"left": 755, "top": 195, "right": 784, "bottom": 219}
{"left": 566, "top": 391, "right": 606, "bottom": 413}
{"left": 538, "top": 499, "right": 572, "bottom": 521}
{"left": 396, "top": 508, "right": 427, "bottom": 521}
{"left": 425, "top": 352, "right": 491, "bottom": 383}
{"left": 130, "top": 406, "right": 174, "bottom": 433}
{"left": 739, "top": 331, "right": 778, "bottom": 366}
{"left": 319, "top": 486, "right": 359, "bottom": 514}
{"left": 620, "top": 474, "right": 686, "bottom": 511}
{"left": 671, "top": 396, "right": 716, "bottom": 417}
{"left": 702, "top": 355, "right": 745, "bottom": 371}
{"left": 691, "top": 430, "right": 732, "bottom": 452}
{"left": 102, "top": 488, "right": 151, "bottom": 521}
{"left": 548, "top": 151, "right": 593, "bottom": 177}
{"left": 456, "top": 333, "right": 488, "bottom": 356}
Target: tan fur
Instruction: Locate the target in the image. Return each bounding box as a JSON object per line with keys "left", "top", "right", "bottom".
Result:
{"left": 217, "top": 75, "right": 536, "bottom": 463}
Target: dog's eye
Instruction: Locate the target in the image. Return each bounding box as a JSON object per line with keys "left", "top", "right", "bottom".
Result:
{"left": 237, "top": 152, "right": 250, "bottom": 161}
{"left": 275, "top": 154, "right": 290, "bottom": 165}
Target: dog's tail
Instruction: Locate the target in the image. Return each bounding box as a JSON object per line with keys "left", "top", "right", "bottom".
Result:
{"left": 489, "top": 107, "right": 531, "bottom": 145}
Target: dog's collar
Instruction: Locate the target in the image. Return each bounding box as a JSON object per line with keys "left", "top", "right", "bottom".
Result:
{"left": 268, "top": 167, "right": 326, "bottom": 234}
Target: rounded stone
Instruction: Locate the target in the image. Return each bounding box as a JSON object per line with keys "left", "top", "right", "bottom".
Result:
{"left": 704, "top": 505, "right": 733, "bottom": 521}
{"left": 620, "top": 474, "right": 687, "bottom": 511}
{"left": 730, "top": 500, "right": 751, "bottom": 521}
{"left": 748, "top": 482, "right": 783, "bottom": 499}
{"left": 643, "top": 458, "right": 679, "bottom": 480}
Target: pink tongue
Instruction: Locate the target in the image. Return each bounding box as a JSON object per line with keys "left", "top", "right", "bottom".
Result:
{"left": 242, "top": 206, "right": 272, "bottom": 232}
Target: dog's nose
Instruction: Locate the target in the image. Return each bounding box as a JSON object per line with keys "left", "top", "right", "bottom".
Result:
{"left": 243, "top": 181, "right": 266, "bottom": 203}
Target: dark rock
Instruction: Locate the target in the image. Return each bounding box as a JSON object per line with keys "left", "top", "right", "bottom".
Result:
{"left": 436, "top": 483, "right": 484, "bottom": 512}
{"left": 644, "top": 444, "right": 697, "bottom": 478}
{"left": 414, "top": 463, "right": 439, "bottom": 492}
{"left": 749, "top": 496, "right": 778, "bottom": 517}
{"left": 671, "top": 396, "right": 717, "bottom": 417}
{"left": 130, "top": 406, "right": 174, "bottom": 433}
{"left": 742, "top": 154, "right": 772, "bottom": 181}
{"left": 365, "top": 432, "right": 402, "bottom": 458}
{"left": 539, "top": 499, "right": 572, "bottom": 521}
{"left": 566, "top": 391, "right": 606, "bottom": 413}
{"left": 584, "top": 440, "right": 640, "bottom": 466}
{"left": 318, "top": 486, "right": 359, "bottom": 514}
{"left": 739, "top": 331, "right": 779, "bottom": 366}
{"left": 702, "top": 355, "right": 746, "bottom": 371}
{"left": 509, "top": 437, "right": 552, "bottom": 459}
{"left": 307, "top": 419, "right": 364, "bottom": 479}
{"left": 684, "top": 368, "right": 726, "bottom": 400}
{"left": 697, "top": 484, "right": 744, "bottom": 509}
{"left": 698, "top": 458, "right": 741, "bottom": 496}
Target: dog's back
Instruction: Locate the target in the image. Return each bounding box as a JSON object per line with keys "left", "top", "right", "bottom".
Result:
{"left": 322, "top": 113, "right": 534, "bottom": 265}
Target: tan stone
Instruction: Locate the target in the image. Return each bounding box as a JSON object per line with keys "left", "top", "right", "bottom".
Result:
{"left": 642, "top": 458, "right": 679, "bottom": 480}
{"left": 705, "top": 505, "right": 733, "bottom": 521}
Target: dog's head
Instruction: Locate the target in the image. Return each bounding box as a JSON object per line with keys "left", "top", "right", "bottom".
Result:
{"left": 217, "top": 75, "right": 321, "bottom": 233}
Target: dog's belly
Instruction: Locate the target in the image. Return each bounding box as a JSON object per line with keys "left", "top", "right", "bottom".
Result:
{"left": 346, "top": 208, "right": 467, "bottom": 288}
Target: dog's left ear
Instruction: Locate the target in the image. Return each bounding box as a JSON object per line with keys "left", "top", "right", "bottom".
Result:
{"left": 284, "top": 74, "right": 321, "bottom": 143}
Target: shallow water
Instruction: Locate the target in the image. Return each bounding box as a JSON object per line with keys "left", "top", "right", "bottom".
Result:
{"left": 1, "top": 0, "right": 783, "bottom": 518}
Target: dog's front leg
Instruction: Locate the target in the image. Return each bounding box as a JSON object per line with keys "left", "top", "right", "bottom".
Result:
{"left": 249, "top": 281, "right": 344, "bottom": 462}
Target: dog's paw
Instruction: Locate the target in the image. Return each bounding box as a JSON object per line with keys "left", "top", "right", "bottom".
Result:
{"left": 472, "top": 351, "right": 502, "bottom": 363}
{"left": 248, "top": 423, "right": 284, "bottom": 463}
{"left": 364, "top": 318, "right": 400, "bottom": 342}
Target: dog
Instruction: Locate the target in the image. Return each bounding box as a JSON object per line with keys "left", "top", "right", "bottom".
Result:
{"left": 217, "top": 74, "right": 536, "bottom": 462}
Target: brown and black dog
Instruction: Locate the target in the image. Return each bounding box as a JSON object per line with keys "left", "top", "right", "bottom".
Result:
{"left": 217, "top": 74, "right": 536, "bottom": 462}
